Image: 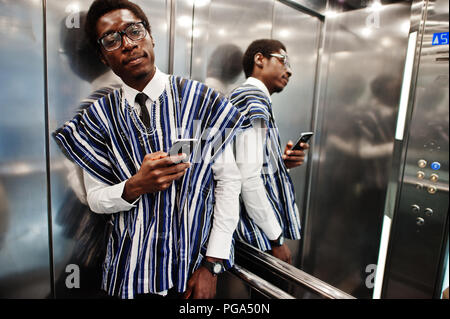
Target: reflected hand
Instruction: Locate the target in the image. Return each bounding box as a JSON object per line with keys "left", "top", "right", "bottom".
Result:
{"left": 122, "top": 151, "right": 190, "bottom": 202}
{"left": 270, "top": 243, "right": 292, "bottom": 264}
{"left": 282, "top": 141, "right": 309, "bottom": 169}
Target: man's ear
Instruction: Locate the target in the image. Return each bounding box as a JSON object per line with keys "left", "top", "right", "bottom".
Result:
{"left": 254, "top": 53, "right": 264, "bottom": 68}
{"left": 151, "top": 35, "right": 155, "bottom": 47}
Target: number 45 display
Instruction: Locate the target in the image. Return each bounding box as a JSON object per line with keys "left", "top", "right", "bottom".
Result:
{"left": 432, "top": 32, "right": 449, "bottom": 46}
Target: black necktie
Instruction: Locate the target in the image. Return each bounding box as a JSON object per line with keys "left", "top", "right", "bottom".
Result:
{"left": 135, "top": 92, "right": 150, "bottom": 128}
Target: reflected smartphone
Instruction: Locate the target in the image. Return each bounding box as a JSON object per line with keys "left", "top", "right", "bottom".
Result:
{"left": 169, "top": 139, "right": 198, "bottom": 163}
{"left": 291, "top": 132, "right": 314, "bottom": 151}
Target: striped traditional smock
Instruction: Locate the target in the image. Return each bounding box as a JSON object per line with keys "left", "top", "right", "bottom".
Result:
{"left": 54, "top": 75, "right": 243, "bottom": 299}
{"left": 229, "top": 83, "right": 301, "bottom": 251}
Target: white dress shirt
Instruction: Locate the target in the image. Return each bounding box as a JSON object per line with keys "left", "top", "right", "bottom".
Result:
{"left": 83, "top": 67, "right": 241, "bottom": 259}
{"left": 235, "top": 77, "right": 283, "bottom": 241}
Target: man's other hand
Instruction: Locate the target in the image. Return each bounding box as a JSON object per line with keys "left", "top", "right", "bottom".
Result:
{"left": 282, "top": 141, "right": 309, "bottom": 169}
{"left": 182, "top": 257, "right": 220, "bottom": 299}
{"left": 270, "top": 243, "right": 292, "bottom": 264}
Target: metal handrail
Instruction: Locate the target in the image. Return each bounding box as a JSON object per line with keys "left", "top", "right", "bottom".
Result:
{"left": 236, "top": 241, "right": 355, "bottom": 299}
{"left": 230, "top": 264, "right": 295, "bottom": 299}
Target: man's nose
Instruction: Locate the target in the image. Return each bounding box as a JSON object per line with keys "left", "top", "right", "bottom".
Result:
{"left": 122, "top": 34, "right": 138, "bottom": 50}
{"left": 286, "top": 66, "right": 293, "bottom": 77}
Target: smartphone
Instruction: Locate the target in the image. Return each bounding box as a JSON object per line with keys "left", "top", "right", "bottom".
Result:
{"left": 291, "top": 132, "right": 314, "bottom": 151}
{"left": 169, "top": 139, "right": 198, "bottom": 163}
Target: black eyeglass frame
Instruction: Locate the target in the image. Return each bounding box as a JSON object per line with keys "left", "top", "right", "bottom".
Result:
{"left": 97, "top": 21, "right": 148, "bottom": 52}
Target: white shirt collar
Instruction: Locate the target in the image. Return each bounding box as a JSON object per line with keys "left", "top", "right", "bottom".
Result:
{"left": 122, "top": 67, "right": 169, "bottom": 105}
{"left": 244, "top": 77, "right": 272, "bottom": 103}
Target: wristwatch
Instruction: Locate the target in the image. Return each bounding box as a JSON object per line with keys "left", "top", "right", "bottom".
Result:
{"left": 202, "top": 259, "right": 225, "bottom": 276}
{"left": 269, "top": 234, "right": 285, "bottom": 247}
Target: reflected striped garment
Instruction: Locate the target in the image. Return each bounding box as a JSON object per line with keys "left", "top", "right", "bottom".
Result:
{"left": 229, "top": 84, "right": 301, "bottom": 251}
{"left": 53, "top": 76, "right": 243, "bottom": 299}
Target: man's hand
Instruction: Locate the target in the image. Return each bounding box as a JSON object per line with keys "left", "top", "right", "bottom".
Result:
{"left": 122, "top": 151, "right": 190, "bottom": 202}
{"left": 270, "top": 243, "right": 292, "bottom": 264}
{"left": 282, "top": 141, "right": 310, "bottom": 169}
{"left": 182, "top": 257, "right": 220, "bottom": 299}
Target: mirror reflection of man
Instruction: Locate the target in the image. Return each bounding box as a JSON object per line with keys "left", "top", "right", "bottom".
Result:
{"left": 230, "top": 39, "right": 310, "bottom": 264}
{"left": 54, "top": 0, "right": 243, "bottom": 300}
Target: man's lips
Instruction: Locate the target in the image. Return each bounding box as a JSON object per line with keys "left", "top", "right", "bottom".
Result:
{"left": 123, "top": 53, "right": 146, "bottom": 65}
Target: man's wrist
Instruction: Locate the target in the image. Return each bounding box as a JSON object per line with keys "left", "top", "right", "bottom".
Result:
{"left": 122, "top": 176, "right": 142, "bottom": 203}
{"left": 205, "top": 256, "right": 222, "bottom": 263}
{"left": 202, "top": 257, "right": 225, "bottom": 276}
{"left": 269, "top": 234, "right": 285, "bottom": 247}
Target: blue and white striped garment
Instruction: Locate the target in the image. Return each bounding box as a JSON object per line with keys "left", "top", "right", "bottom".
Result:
{"left": 54, "top": 76, "right": 243, "bottom": 299}
{"left": 229, "top": 84, "right": 301, "bottom": 251}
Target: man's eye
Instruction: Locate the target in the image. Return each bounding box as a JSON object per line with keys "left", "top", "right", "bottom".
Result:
{"left": 103, "top": 35, "right": 118, "bottom": 45}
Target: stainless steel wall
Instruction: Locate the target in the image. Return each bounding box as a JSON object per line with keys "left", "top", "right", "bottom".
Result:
{"left": 303, "top": 2, "right": 413, "bottom": 298}
{"left": 0, "top": 0, "right": 51, "bottom": 298}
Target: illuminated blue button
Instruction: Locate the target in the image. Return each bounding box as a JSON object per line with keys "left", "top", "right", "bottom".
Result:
{"left": 431, "top": 162, "right": 441, "bottom": 170}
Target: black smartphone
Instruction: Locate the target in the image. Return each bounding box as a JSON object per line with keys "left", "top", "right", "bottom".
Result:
{"left": 169, "top": 139, "right": 198, "bottom": 163}
{"left": 291, "top": 132, "right": 314, "bottom": 151}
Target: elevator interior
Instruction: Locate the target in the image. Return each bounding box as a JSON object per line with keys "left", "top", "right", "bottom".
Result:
{"left": 0, "top": 0, "right": 448, "bottom": 299}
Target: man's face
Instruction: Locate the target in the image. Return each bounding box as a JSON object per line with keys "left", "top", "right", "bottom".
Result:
{"left": 96, "top": 9, "right": 155, "bottom": 88}
{"left": 261, "top": 49, "right": 292, "bottom": 94}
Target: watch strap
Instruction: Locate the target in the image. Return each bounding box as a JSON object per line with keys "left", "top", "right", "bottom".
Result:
{"left": 201, "top": 259, "right": 225, "bottom": 276}
{"left": 269, "top": 234, "right": 284, "bottom": 247}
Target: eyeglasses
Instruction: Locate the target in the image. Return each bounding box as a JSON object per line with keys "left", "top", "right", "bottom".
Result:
{"left": 97, "top": 21, "right": 147, "bottom": 52}
{"left": 270, "top": 53, "right": 291, "bottom": 69}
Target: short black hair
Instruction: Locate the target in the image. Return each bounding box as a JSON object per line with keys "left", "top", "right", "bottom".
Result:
{"left": 85, "top": 0, "right": 151, "bottom": 50}
{"left": 242, "top": 39, "right": 286, "bottom": 78}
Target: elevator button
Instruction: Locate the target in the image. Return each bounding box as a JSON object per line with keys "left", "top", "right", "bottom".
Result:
{"left": 424, "top": 208, "right": 434, "bottom": 216}
{"left": 416, "top": 217, "right": 425, "bottom": 226}
{"left": 427, "top": 186, "right": 437, "bottom": 194}
{"left": 430, "top": 174, "right": 439, "bottom": 182}
{"left": 418, "top": 159, "right": 427, "bottom": 168}
{"left": 417, "top": 171, "right": 425, "bottom": 179}
{"left": 431, "top": 162, "right": 441, "bottom": 170}
{"left": 411, "top": 204, "right": 420, "bottom": 213}
{"left": 416, "top": 183, "right": 424, "bottom": 190}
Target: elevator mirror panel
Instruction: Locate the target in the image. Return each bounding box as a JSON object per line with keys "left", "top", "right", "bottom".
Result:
{"left": 270, "top": 0, "right": 322, "bottom": 268}
{"left": 173, "top": 0, "right": 194, "bottom": 78}
{"left": 191, "top": 0, "right": 274, "bottom": 94}
{"left": 0, "top": 0, "right": 50, "bottom": 298}
{"left": 303, "top": 2, "right": 414, "bottom": 298}
{"left": 46, "top": 0, "right": 170, "bottom": 298}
